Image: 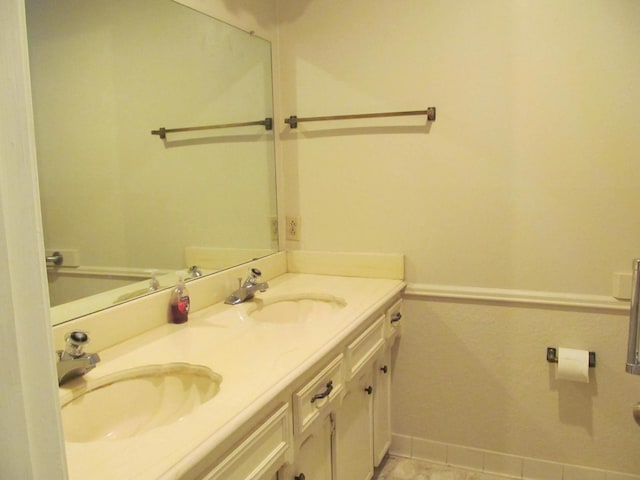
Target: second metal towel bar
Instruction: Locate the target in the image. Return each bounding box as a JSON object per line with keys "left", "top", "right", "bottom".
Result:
{"left": 151, "top": 117, "right": 273, "bottom": 139}
{"left": 284, "top": 107, "right": 436, "bottom": 129}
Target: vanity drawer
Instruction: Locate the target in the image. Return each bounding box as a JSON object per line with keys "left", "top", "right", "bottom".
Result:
{"left": 346, "top": 315, "right": 384, "bottom": 380}
{"left": 293, "top": 354, "right": 345, "bottom": 436}
{"left": 385, "top": 299, "right": 403, "bottom": 340}
{"left": 201, "top": 403, "right": 291, "bottom": 480}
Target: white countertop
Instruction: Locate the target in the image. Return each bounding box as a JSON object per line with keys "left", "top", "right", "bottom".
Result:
{"left": 61, "top": 272, "right": 405, "bottom": 480}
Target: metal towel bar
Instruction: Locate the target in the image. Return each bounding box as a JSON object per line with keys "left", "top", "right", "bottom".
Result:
{"left": 284, "top": 107, "right": 436, "bottom": 129}
{"left": 151, "top": 117, "right": 273, "bottom": 139}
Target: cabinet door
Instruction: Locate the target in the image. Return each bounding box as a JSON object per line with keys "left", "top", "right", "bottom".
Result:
{"left": 200, "top": 404, "right": 291, "bottom": 480}
{"left": 373, "top": 349, "right": 391, "bottom": 467}
{"left": 334, "top": 370, "right": 374, "bottom": 480}
{"left": 294, "top": 413, "right": 334, "bottom": 480}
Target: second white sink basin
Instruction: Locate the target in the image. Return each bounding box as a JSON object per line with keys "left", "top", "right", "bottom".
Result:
{"left": 60, "top": 363, "right": 222, "bottom": 443}
{"left": 246, "top": 293, "right": 347, "bottom": 324}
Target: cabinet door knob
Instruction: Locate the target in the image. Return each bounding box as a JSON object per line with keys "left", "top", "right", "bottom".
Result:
{"left": 390, "top": 312, "right": 402, "bottom": 323}
{"left": 380, "top": 365, "right": 388, "bottom": 374}
{"left": 311, "top": 380, "right": 334, "bottom": 403}
{"left": 295, "top": 474, "right": 306, "bottom": 480}
{"left": 364, "top": 385, "right": 373, "bottom": 395}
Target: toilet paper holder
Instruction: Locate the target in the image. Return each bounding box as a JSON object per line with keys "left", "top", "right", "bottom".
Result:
{"left": 546, "top": 347, "right": 596, "bottom": 368}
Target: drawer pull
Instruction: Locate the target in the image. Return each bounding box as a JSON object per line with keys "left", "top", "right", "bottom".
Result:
{"left": 310, "top": 381, "right": 333, "bottom": 403}
{"left": 364, "top": 385, "right": 373, "bottom": 395}
{"left": 390, "top": 312, "right": 402, "bottom": 323}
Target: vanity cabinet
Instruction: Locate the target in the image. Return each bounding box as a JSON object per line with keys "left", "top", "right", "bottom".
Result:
{"left": 193, "top": 299, "right": 402, "bottom": 480}
{"left": 292, "top": 413, "right": 334, "bottom": 480}
{"left": 373, "top": 348, "right": 392, "bottom": 467}
{"left": 290, "top": 354, "right": 343, "bottom": 480}
{"left": 335, "top": 368, "right": 375, "bottom": 480}
{"left": 333, "top": 303, "right": 400, "bottom": 480}
{"left": 334, "top": 348, "right": 393, "bottom": 479}
{"left": 196, "top": 403, "right": 292, "bottom": 480}
{"left": 54, "top": 262, "right": 406, "bottom": 480}
{"left": 374, "top": 299, "right": 402, "bottom": 467}
{"left": 334, "top": 314, "right": 385, "bottom": 480}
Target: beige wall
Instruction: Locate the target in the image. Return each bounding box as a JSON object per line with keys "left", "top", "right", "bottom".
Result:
{"left": 395, "top": 299, "right": 637, "bottom": 474}
{"left": 276, "top": 0, "right": 640, "bottom": 475}
{"left": 277, "top": 0, "right": 640, "bottom": 296}
{"left": 178, "top": 0, "right": 277, "bottom": 40}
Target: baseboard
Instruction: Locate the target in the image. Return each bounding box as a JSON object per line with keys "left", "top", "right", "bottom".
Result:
{"left": 389, "top": 434, "right": 640, "bottom": 480}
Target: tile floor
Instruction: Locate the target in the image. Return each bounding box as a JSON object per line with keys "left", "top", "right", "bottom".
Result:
{"left": 373, "top": 455, "right": 507, "bottom": 480}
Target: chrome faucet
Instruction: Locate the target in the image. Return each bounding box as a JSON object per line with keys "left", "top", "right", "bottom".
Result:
{"left": 225, "top": 268, "right": 269, "bottom": 305}
{"left": 56, "top": 330, "right": 100, "bottom": 385}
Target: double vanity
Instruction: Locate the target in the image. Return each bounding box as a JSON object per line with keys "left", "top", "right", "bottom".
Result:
{"left": 52, "top": 252, "right": 405, "bottom": 479}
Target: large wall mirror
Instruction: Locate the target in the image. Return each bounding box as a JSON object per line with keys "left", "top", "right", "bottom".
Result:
{"left": 25, "top": 0, "right": 278, "bottom": 325}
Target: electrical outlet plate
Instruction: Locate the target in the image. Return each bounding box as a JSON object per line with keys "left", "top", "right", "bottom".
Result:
{"left": 286, "top": 216, "right": 301, "bottom": 241}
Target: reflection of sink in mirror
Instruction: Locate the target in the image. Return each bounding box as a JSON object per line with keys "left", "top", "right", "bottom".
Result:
{"left": 60, "top": 363, "right": 221, "bottom": 442}
{"left": 247, "top": 294, "right": 347, "bottom": 324}
{"left": 47, "top": 267, "right": 155, "bottom": 307}
{"left": 113, "top": 287, "right": 160, "bottom": 304}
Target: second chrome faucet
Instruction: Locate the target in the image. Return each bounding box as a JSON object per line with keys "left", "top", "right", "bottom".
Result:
{"left": 225, "top": 268, "right": 269, "bottom": 305}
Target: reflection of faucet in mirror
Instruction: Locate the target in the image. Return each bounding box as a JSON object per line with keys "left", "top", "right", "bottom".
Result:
{"left": 188, "top": 265, "right": 203, "bottom": 279}
{"left": 225, "top": 268, "right": 269, "bottom": 305}
{"left": 56, "top": 331, "right": 100, "bottom": 385}
{"left": 148, "top": 270, "right": 160, "bottom": 291}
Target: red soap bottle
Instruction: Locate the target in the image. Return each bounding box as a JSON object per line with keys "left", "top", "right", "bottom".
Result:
{"left": 169, "top": 274, "right": 190, "bottom": 324}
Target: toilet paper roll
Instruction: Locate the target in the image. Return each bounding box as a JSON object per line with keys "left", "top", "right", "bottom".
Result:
{"left": 556, "top": 347, "right": 590, "bottom": 383}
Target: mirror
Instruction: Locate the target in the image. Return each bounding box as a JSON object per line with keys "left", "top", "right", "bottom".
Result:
{"left": 25, "top": 0, "right": 278, "bottom": 325}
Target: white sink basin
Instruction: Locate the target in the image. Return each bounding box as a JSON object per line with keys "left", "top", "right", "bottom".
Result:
{"left": 60, "top": 363, "right": 222, "bottom": 443}
{"left": 246, "top": 293, "right": 347, "bottom": 324}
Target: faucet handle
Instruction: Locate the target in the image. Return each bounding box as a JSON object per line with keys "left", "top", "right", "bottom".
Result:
{"left": 147, "top": 269, "right": 160, "bottom": 291}
{"left": 250, "top": 268, "right": 262, "bottom": 278}
{"left": 64, "top": 330, "right": 90, "bottom": 358}
{"left": 245, "top": 268, "right": 262, "bottom": 285}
